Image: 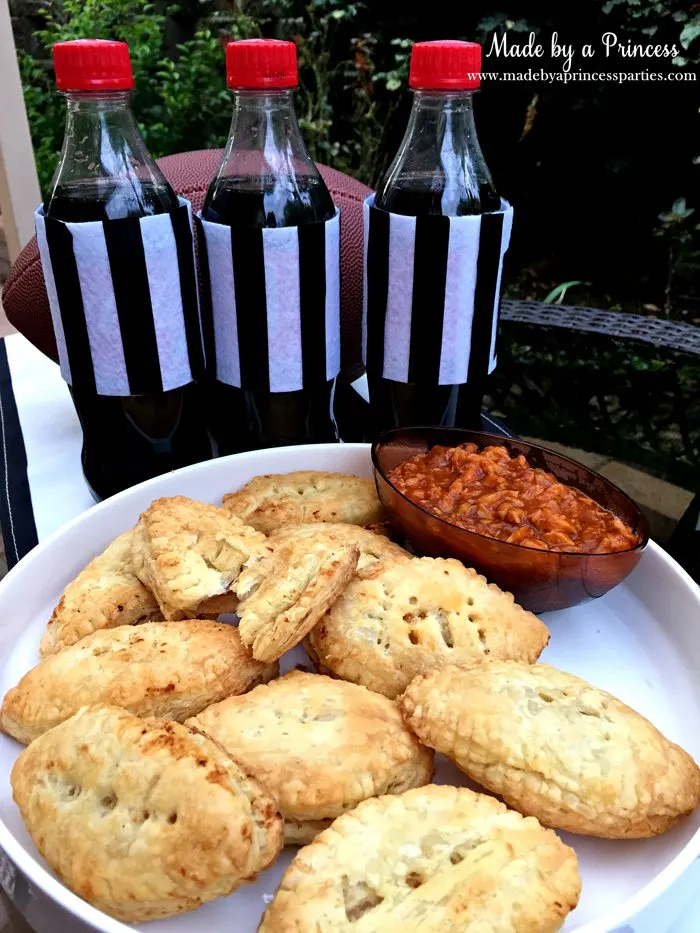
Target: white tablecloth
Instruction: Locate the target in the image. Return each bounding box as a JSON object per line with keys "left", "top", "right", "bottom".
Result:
{"left": 0, "top": 333, "right": 698, "bottom": 932}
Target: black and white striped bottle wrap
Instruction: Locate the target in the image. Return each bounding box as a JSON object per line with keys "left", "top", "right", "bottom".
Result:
{"left": 362, "top": 195, "right": 513, "bottom": 385}
{"left": 34, "top": 197, "right": 203, "bottom": 396}
{"left": 196, "top": 210, "right": 340, "bottom": 392}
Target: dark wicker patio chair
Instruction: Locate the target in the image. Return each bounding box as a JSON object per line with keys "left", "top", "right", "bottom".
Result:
{"left": 495, "top": 300, "right": 700, "bottom": 581}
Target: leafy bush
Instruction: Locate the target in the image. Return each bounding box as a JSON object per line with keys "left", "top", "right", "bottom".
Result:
{"left": 16, "top": 0, "right": 698, "bottom": 320}
{"left": 16, "top": 0, "right": 260, "bottom": 189}
{"left": 15, "top": 0, "right": 413, "bottom": 193}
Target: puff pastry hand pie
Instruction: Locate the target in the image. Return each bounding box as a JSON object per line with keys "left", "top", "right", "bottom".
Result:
{"left": 259, "top": 785, "right": 581, "bottom": 933}
{"left": 40, "top": 528, "right": 161, "bottom": 657}
{"left": 400, "top": 662, "right": 700, "bottom": 839}
{"left": 307, "top": 557, "right": 549, "bottom": 698}
{"left": 188, "top": 671, "right": 433, "bottom": 844}
{"left": 236, "top": 539, "right": 360, "bottom": 663}
{"left": 1, "top": 621, "right": 277, "bottom": 744}
{"left": 222, "top": 471, "right": 384, "bottom": 534}
{"left": 11, "top": 705, "right": 283, "bottom": 922}
{"left": 132, "top": 496, "right": 271, "bottom": 620}
{"left": 269, "top": 522, "right": 411, "bottom": 572}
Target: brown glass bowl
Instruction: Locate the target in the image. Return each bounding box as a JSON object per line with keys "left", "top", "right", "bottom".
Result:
{"left": 372, "top": 426, "right": 649, "bottom": 614}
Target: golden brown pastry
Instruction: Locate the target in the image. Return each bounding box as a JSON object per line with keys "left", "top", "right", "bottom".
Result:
{"left": 1, "top": 621, "right": 277, "bottom": 745}
{"left": 188, "top": 671, "right": 433, "bottom": 844}
{"left": 236, "top": 538, "right": 360, "bottom": 663}
{"left": 283, "top": 817, "right": 334, "bottom": 846}
{"left": 307, "top": 557, "right": 549, "bottom": 698}
{"left": 400, "top": 662, "right": 700, "bottom": 839}
{"left": 259, "top": 785, "right": 581, "bottom": 933}
{"left": 11, "top": 705, "right": 283, "bottom": 922}
{"left": 222, "top": 471, "right": 384, "bottom": 534}
{"left": 40, "top": 528, "right": 161, "bottom": 657}
{"left": 269, "top": 522, "right": 411, "bottom": 571}
{"left": 132, "top": 495, "right": 271, "bottom": 620}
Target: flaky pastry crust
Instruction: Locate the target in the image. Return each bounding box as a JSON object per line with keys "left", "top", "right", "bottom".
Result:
{"left": 1, "top": 621, "right": 277, "bottom": 744}
{"left": 308, "top": 557, "right": 549, "bottom": 698}
{"left": 400, "top": 662, "right": 700, "bottom": 838}
{"left": 188, "top": 671, "right": 433, "bottom": 842}
{"left": 269, "top": 522, "right": 411, "bottom": 571}
{"left": 283, "top": 817, "right": 334, "bottom": 846}
{"left": 236, "top": 538, "right": 359, "bottom": 662}
{"left": 40, "top": 528, "right": 161, "bottom": 657}
{"left": 222, "top": 471, "right": 384, "bottom": 534}
{"left": 132, "top": 496, "right": 271, "bottom": 620}
{"left": 259, "top": 785, "right": 581, "bottom": 933}
{"left": 11, "top": 705, "right": 283, "bottom": 922}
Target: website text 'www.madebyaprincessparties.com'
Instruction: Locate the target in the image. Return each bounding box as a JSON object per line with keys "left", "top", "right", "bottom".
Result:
{"left": 477, "top": 69, "right": 696, "bottom": 83}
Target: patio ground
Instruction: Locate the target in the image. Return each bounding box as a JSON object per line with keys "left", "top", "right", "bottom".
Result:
{"left": 522, "top": 438, "right": 694, "bottom": 544}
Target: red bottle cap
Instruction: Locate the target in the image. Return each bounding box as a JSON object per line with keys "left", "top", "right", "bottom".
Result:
{"left": 53, "top": 40, "right": 134, "bottom": 92}
{"left": 409, "top": 40, "right": 482, "bottom": 90}
{"left": 226, "top": 39, "right": 298, "bottom": 90}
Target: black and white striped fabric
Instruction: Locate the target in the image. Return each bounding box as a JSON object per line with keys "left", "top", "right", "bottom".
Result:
{"left": 362, "top": 195, "right": 513, "bottom": 385}
{"left": 196, "top": 210, "right": 340, "bottom": 392}
{"left": 34, "top": 197, "right": 203, "bottom": 396}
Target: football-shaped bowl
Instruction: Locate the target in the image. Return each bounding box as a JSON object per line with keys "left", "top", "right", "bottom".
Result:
{"left": 2, "top": 151, "right": 371, "bottom": 382}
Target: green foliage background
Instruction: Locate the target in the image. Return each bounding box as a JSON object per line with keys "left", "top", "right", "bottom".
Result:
{"left": 10, "top": 0, "right": 700, "bottom": 485}
{"left": 14, "top": 0, "right": 416, "bottom": 196}
{"left": 13, "top": 0, "right": 699, "bottom": 318}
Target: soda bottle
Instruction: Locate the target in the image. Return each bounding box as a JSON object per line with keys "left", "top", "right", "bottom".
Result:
{"left": 369, "top": 40, "right": 503, "bottom": 434}
{"left": 202, "top": 39, "right": 338, "bottom": 454}
{"left": 43, "top": 40, "right": 212, "bottom": 500}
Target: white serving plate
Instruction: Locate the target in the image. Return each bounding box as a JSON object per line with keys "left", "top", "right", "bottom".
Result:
{"left": 0, "top": 443, "right": 699, "bottom": 933}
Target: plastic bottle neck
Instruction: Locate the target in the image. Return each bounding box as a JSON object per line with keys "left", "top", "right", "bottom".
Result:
{"left": 412, "top": 87, "right": 478, "bottom": 115}
{"left": 232, "top": 88, "right": 299, "bottom": 113}
{"left": 375, "top": 88, "right": 499, "bottom": 216}
{"left": 203, "top": 88, "right": 335, "bottom": 227}
{"left": 44, "top": 90, "right": 176, "bottom": 220}
{"left": 66, "top": 89, "right": 135, "bottom": 113}
{"left": 412, "top": 89, "right": 482, "bottom": 145}
{"left": 222, "top": 89, "right": 314, "bottom": 178}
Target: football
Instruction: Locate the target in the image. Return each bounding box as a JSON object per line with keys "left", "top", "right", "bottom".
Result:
{"left": 2, "top": 149, "right": 371, "bottom": 382}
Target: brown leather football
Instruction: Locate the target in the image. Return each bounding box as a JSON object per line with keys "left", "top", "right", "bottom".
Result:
{"left": 2, "top": 149, "right": 370, "bottom": 381}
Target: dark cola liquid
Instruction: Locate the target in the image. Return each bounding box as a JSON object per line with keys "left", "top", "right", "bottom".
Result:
{"left": 203, "top": 176, "right": 338, "bottom": 454}
{"left": 203, "top": 174, "right": 335, "bottom": 227}
{"left": 375, "top": 179, "right": 501, "bottom": 217}
{"left": 369, "top": 172, "right": 501, "bottom": 437}
{"left": 45, "top": 181, "right": 213, "bottom": 501}
{"left": 45, "top": 178, "right": 176, "bottom": 222}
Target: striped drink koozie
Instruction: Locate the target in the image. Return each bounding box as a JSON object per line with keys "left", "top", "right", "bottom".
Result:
{"left": 34, "top": 39, "right": 212, "bottom": 500}
{"left": 195, "top": 39, "right": 341, "bottom": 454}
{"left": 35, "top": 198, "right": 203, "bottom": 396}
{"left": 363, "top": 39, "right": 513, "bottom": 434}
